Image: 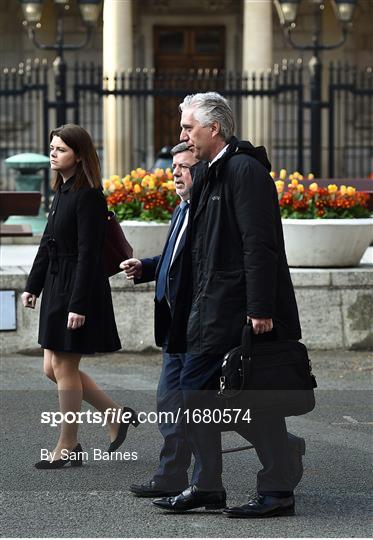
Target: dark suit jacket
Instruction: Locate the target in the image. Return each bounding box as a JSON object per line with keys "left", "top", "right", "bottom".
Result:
{"left": 135, "top": 203, "right": 188, "bottom": 347}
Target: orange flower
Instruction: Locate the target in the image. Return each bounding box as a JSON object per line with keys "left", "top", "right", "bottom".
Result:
{"left": 347, "top": 186, "right": 356, "bottom": 196}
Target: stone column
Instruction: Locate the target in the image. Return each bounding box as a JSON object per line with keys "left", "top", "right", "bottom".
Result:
{"left": 242, "top": 0, "right": 273, "bottom": 154}
{"left": 103, "top": 0, "right": 133, "bottom": 177}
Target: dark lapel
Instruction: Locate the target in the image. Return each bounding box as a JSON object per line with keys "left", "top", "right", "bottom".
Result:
{"left": 191, "top": 163, "right": 211, "bottom": 223}
{"left": 155, "top": 204, "right": 182, "bottom": 278}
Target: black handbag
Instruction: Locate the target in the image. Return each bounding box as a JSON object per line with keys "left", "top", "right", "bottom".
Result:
{"left": 218, "top": 322, "right": 317, "bottom": 417}
{"left": 104, "top": 211, "right": 133, "bottom": 277}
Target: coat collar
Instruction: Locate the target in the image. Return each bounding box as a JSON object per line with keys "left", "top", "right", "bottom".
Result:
{"left": 190, "top": 138, "right": 238, "bottom": 223}
{"left": 60, "top": 175, "right": 76, "bottom": 192}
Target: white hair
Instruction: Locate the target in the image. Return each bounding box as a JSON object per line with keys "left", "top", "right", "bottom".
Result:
{"left": 179, "top": 92, "right": 234, "bottom": 141}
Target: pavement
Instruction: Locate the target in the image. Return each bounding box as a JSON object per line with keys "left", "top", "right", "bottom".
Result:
{"left": 1, "top": 349, "right": 372, "bottom": 538}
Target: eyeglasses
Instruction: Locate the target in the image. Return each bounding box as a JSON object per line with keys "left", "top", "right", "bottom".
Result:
{"left": 171, "top": 163, "right": 192, "bottom": 172}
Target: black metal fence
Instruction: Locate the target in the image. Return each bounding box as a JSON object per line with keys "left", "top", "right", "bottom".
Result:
{"left": 1, "top": 59, "right": 372, "bottom": 198}
{"left": 72, "top": 62, "right": 306, "bottom": 173}
{"left": 328, "top": 63, "right": 373, "bottom": 178}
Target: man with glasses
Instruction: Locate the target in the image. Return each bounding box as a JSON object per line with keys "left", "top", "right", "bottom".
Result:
{"left": 121, "top": 142, "right": 197, "bottom": 497}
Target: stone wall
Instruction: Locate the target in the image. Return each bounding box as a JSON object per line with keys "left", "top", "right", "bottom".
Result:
{"left": 1, "top": 266, "right": 372, "bottom": 353}
{"left": 1, "top": 0, "right": 372, "bottom": 71}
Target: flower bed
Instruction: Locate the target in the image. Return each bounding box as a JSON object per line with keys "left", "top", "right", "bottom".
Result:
{"left": 272, "top": 170, "right": 370, "bottom": 219}
{"left": 103, "top": 168, "right": 179, "bottom": 222}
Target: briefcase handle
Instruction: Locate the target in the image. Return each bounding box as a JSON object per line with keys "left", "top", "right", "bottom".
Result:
{"left": 241, "top": 320, "right": 253, "bottom": 359}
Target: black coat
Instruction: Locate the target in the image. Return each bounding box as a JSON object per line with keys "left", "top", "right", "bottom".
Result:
{"left": 167, "top": 137, "right": 301, "bottom": 354}
{"left": 135, "top": 203, "right": 187, "bottom": 347}
{"left": 26, "top": 176, "right": 121, "bottom": 354}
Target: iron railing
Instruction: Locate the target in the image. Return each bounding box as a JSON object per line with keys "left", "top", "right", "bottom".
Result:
{"left": 0, "top": 60, "right": 372, "bottom": 201}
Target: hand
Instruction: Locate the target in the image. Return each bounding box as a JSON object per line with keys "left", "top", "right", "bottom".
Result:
{"left": 119, "top": 258, "right": 142, "bottom": 280}
{"left": 21, "top": 292, "right": 37, "bottom": 309}
{"left": 248, "top": 317, "right": 273, "bottom": 335}
{"left": 67, "top": 312, "right": 85, "bottom": 330}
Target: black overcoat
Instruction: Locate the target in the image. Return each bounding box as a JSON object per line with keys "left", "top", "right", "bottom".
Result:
{"left": 26, "top": 176, "right": 121, "bottom": 354}
{"left": 167, "top": 137, "right": 302, "bottom": 354}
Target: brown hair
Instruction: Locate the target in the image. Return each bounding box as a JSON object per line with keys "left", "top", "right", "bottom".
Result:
{"left": 50, "top": 124, "right": 102, "bottom": 191}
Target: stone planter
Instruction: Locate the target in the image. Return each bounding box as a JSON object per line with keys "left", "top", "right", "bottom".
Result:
{"left": 282, "top": 218, "right": 373, "bottom": 268}
{"left": 120, "top": 220, "right": 170, "bottom": 259}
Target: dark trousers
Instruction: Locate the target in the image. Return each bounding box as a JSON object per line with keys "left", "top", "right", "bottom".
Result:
{"left": 153, "top": 348, "right": 296, "bottom": 495}
{"left": 152, "top": 349, "right": 192, "bottom": 489}
{"left": 180, "top": 352, "right": 294, "bottom": 494}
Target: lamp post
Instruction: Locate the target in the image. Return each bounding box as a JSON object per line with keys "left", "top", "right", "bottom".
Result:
{"left": 19, "top": 0, "right": 102, "bottom": 126}
{"left": 274, "top": 0, "right": 356, "bottom": 176}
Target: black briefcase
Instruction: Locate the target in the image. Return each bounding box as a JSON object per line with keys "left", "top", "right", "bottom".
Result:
{"left": 217, "top": 322, "right": 317, "bottom": 417}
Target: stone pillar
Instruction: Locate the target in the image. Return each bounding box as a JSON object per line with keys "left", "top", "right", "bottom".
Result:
{"left": 103, "top": 0, "right": 133, "bottom": 177}
{"left": 242, "top": 0, "right": 273, "bottom": 154}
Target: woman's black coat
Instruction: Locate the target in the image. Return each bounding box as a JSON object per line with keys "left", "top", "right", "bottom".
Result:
{"left": 167, "top": 137, "right": 302, "bottom": 354}
{"left": 26, "top": 177, "right": 121, "bottom": 354}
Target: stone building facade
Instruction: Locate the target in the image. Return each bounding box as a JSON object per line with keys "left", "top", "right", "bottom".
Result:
{"left": 0, "top": 0, "right": 372, "bottom": 176}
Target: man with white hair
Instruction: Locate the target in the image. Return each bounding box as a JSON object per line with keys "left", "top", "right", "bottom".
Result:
{"left": 152, "top": 92, "right": 304, "bottom": 518}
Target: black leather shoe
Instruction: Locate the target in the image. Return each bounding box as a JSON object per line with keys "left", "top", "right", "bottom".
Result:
{"left": 130, "top": 479, "right": 185, "bottom": 498}
{"left": 153, "top": 485, "right": 226, "bottom": 512}
{"left": 34, "top": 444, "right": 83, "bottom": 469}
{"left": 107, "top": 407, "right": 139, "bottom": 453}
{"left": 224, "top": 494, "right": 295, "bottom": 518}
{"left": 288, "top": 436, "right": 305, "bottom": 487}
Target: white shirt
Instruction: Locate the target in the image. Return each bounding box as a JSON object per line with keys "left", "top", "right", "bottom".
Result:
{"left": 209, "top": 145, "right": 228, "bottom": 167}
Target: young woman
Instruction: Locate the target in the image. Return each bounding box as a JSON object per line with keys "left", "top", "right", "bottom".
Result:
{"left": 22, "top": 124, "right": 138, "bottom": 469}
